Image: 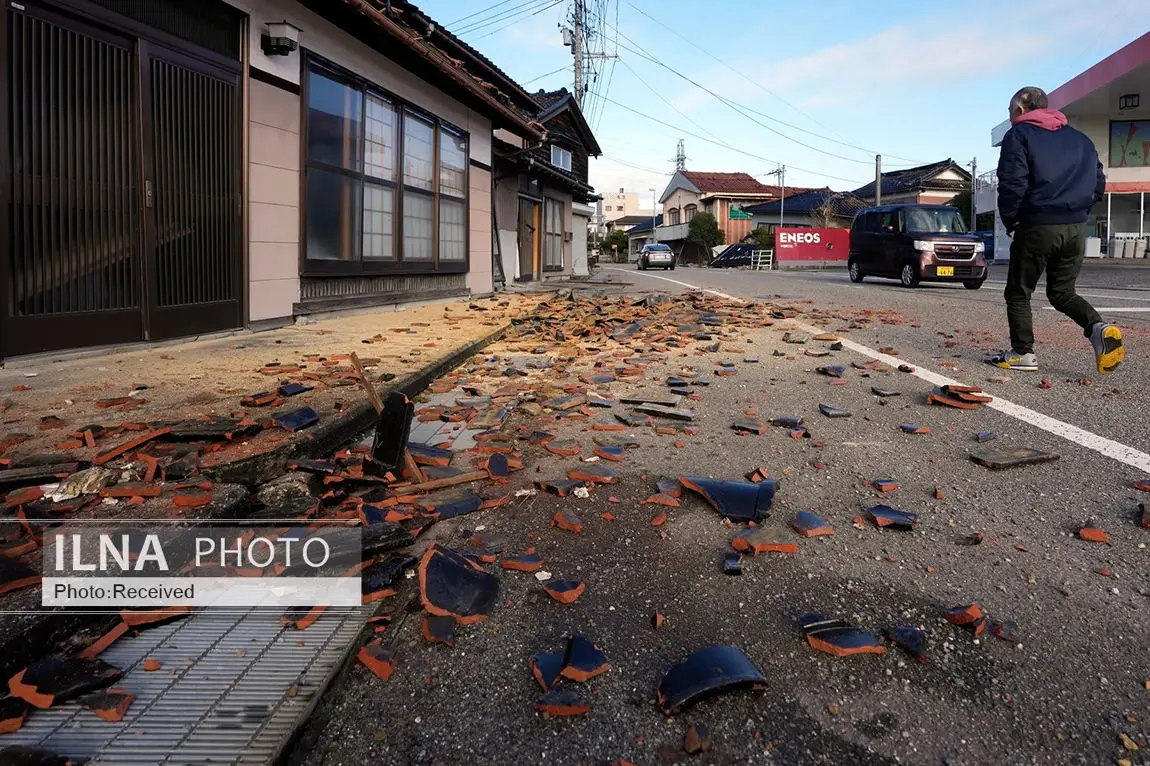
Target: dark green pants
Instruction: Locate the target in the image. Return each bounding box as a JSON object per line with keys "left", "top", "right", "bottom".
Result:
{"left": 1005, "top": 222, "right": 1102, "bottom": 355}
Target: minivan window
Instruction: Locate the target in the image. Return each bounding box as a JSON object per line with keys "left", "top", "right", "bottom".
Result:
{"left": 878, "top": 211, "right": 898, "bottom": 233}
{"left": 864, "top": 212, "right": 881, "bottom": 232}
{"left": 903, "top": 208, "right": 968, "bottom": 234}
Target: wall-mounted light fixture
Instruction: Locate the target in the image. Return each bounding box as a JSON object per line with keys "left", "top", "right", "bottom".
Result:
{"left": 261, "top": 20, "right": 301, "bottom": 56}
{"left": 1118, "top": 93, "right": 1140, "bottom": 110}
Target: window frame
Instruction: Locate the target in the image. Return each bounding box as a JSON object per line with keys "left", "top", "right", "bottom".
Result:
{"left": 543, "top": 197, "right": 565, "bottom": 272}
{"left": 300, "top": 54, "right": 469, "bottom": 277}
{"left": 550, "top": 144, "right": 572, "bottom": 172}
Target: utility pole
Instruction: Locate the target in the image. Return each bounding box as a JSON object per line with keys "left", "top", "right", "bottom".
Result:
{"left": 649, "top": 187, "right": 657, "bottom": 245}
{"left": 969, "top": 157, "right": 978, "bottom": 230}
{"left": 874, "top": 154, "right": 882, "bottom": 205}
{"left": 766, "top": 164, "right": 785, "bottom": 234}
{"left": 572, "top": 0, "right": 584, "bottom": 106}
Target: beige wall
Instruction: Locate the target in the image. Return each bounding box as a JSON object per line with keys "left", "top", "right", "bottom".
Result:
{"left": 248, "top": 79, "right": 300, "bottom": 322}
{"left": 1075, "top": 116, "right": 1150, "bottom": 184}
{"left": 662, "top": 187, "right": 699, "bottom": 225}
{"left": 599, "top": 191, "right": 643, "bottom": 221}
{"left": 226, "top": 0, "right": 493, "bottom": 167}
{"left": 467, "top": 166, "right": 494, "bottom": 294}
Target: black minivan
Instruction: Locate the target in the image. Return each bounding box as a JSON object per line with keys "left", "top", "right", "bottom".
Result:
{"left": 848, "top": 204, "right": 988, "bottom": 289}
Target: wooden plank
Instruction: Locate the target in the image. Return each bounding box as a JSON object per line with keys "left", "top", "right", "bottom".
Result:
{"left": 349, "top": 352, "right": 384, "bottom": 415}
{"left": 405, "top": 470, "right": 487, "bottom": 494}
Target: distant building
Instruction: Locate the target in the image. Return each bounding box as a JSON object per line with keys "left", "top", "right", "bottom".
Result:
{"left": 981, "top": 31, "right": 1150, "bottom": 261}
{"left": 851, "top": 159, "right": 971, "bottom": 206}
{"left": 592, "top": 189, "right": 653, "bottom": 239}
{"left": 655, "top": 171, "right": 796, "bottom": 255}
{"left": 745, "top": 189, "right": 867, "bottom": 234}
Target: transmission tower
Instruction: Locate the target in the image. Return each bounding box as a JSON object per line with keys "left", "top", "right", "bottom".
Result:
{"left": 673, "top": 139, "right": 687, "bottom": 171}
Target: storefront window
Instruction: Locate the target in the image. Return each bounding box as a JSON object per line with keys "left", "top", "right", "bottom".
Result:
{"left": 303, "top": 58, "right": 469, "bottom": 273}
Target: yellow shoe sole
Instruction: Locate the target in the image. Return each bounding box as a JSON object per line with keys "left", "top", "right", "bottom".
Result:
{"left": 1097, "top": 326, "right": 1124, "bottom": 374}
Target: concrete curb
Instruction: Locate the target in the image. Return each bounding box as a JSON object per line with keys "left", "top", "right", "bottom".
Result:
{"left": 204, "top": 323, "right": 510, "bottom": 487}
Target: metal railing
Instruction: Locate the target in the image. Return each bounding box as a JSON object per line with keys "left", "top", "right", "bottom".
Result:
{"left": 751, "top": 250, "right": 774, "bottom": 270}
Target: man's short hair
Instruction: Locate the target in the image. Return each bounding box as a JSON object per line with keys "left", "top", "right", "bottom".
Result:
{"left": 1010, "top": 87, "right": 1049, "bottom": 113}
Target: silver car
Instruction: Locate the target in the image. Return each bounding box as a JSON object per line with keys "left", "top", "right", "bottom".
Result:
{"left": 638, "top": 243, "right": 675, "bottom": 270}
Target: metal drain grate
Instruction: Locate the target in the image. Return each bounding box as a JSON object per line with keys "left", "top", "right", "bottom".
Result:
{"left": 4, "top": 607, "right": 367, "bottom": 764}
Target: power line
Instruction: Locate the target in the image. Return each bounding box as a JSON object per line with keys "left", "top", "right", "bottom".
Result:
{"left": 616, "top": 58, "right": 723, "bottom": 144}
{"left": 455, "top": 0, "right": 554, "bottom": 36}
{"left": 444, "top": 0, "right": 521, "bottom": 28}
{"left": 586, "top": 89, "right": 870, "bottom": 186}
{"left": 469, "top": 0, "right": 562, "bottom": 40}
{"left": 522, "top": 65, "right": 570, "bottom": 86}
{"left": 621, "top": 0, "right": 927, "bottom": 165}
{"left": 600, "top": 154, "right": 672, "bottom": 175}
{"left": 610, "top": 32, "right": 875, "bottom": 167}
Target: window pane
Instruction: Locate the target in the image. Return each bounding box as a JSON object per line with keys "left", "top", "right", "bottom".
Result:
{"left": 306, "top": 168, "right": 361, "bottom": 261}
{"left": 439, "top": 198, "right": 466, "bottom": 262}
{"left": 363, "top": 183, "right": 395, "bottom": 260}
{"left": 364, "top": 94, "right": 396, "bottom": 181}
{"left": 440, "top": 128, "right": 467, "bottom": 198}
{"left": 307, "top": 68, "right": 361, "bottom": 170}
{"left": 403, "top": 114, "right": 434, "bottom": 190}
{"left": 403, "top": 193, "right": 434, "bottom": 260}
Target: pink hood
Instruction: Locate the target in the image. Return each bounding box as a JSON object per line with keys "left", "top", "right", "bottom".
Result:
{"left": 1012, "top": 108, "right": 1068, "bottom": 131}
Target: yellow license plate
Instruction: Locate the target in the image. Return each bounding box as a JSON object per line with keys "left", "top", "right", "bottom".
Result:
{"left": 937, "top": 266, "right": 954, "bottom": 276}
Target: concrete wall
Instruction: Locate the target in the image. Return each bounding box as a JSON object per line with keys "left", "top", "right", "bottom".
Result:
{"left": 248, "top": 79, "right": 301, "bottom": 323}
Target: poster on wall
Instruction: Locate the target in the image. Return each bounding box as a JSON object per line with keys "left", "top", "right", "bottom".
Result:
{"left": 1110, "top": 120, "right": 1150, "bottom": 167}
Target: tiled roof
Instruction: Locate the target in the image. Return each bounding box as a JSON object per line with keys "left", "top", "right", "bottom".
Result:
{"left": 627, "top": 214, "right": 663, "bottom": 234}
{"left": 681, "top": 171, "right": 777, "bottom": 195}
{"left": 851, "top": 159, "right": 969, "bottom": 199}
{"left": 744, "top": 189, "right": 866, "bottom": 218}
{"left": 533, "top": 88, "right": 569, "bottom": 110}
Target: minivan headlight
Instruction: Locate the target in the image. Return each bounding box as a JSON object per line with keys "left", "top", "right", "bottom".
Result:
{"left": 913, "top": 240, "right": 935, "bottom": 252}
{"left": 973, "top": 241, "right": 985, "bottom": 253}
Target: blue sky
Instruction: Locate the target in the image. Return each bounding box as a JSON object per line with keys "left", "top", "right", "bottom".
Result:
{"left": 420, "top": 0, "right": 1145, "bottom": 203}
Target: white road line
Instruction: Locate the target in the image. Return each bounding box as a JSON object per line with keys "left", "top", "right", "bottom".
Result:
{"left": 982, "top": 281, "right": 1150, "bottom": 303}
{"left": 1041, "top": 306, "right": 1150, "bottom": 312}
{"left": 612, "top": 266, "right": 1150, "bottom": 474}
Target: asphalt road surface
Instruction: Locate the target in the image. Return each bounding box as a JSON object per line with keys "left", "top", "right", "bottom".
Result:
{"left": 294, "top": 264, "right": 1148, "bottom": 766}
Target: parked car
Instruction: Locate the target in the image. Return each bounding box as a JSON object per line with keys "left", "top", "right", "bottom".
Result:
{"left": 848, "top": 204, "right": 987, "bottom": 289}
{"left": 638, "top": 243, "right": 675, "bottom": 270}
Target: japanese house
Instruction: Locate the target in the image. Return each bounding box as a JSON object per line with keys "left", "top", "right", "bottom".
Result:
{"left": 2, "top": 0, "right": 548, "bottom": 358}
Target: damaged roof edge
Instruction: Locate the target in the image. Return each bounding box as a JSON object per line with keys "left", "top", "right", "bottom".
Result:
{"left": 341, "top": 0, "right": 548, "bottom": 143}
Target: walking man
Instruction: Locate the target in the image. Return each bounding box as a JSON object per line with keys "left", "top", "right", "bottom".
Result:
{"left": 991, "top": 86, "right": 1124, "bottom": 374}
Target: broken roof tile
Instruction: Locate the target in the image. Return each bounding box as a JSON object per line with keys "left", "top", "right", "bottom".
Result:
{"left": 78, "top": 688, "right": 135, "bottom": 722}
{"left": 533, "top": 688, "right": 590, "bottom": 716}
{"left": 944, "top": 603, "right": 983, "bottom": 626}
{"left": 723, "top": 552, "right": 743, "bottom": 575}
{"left": 791, "top": 511, "right": 834, "bottom": 537}
{"left": 816, "top": 365, "right": 846, "bottom": 378}
{"left": 542, "top": 439, "right": 580, "bottom": 457}
{"left": 543, "top": 580, "right": 585, "bottom": 604}
{"left": 872, "top": 479, "right": 899, "bottom": 493}
{"left": 421, "top": 615, "right": 456, "bottom": 647}
{"left": 273, "top": 407, "right": 320, "bottom": 432}
{"left": 818, "top": 404, "right": 851, "bottom": 418}
{"left": 731, "top": 418, "right": 767, "bottom": 435}
{"left": 731, "top": 528, "right": 798, "bottom": 556}
{"left": 884, "top": 626, "right": 927, "bottom": 664}
{"left": 561, "top": 635, "right": 609, "bottom": 682}
{"left": 770, "top": 416, "right": 803, "bottom": 428}
{"left": 656, "top": 645, "right": 767, "bottom": 714}
{"left": 679, "top": 476, "right": 775, "bottom": 523}
{"left": 970, "top": 447, "right": 1059, "bottom": 470}
{"left": 418, "top": 544, "right": 498, "bottom": 625}
{"left": 535, "top": 479, "right": 586, "bottom": 497}
{"left": 593, "top": 445, "right": 625, "bottom": 462}
{"left": 568, "top": 465, "right": 618, "bottom": 484}
{"left": 357, "top": 639, "right": 397, "bottom": 681}
{"left": 1078, "top": 526, "right": 1110, "bottom": 543}
{"left": 802, "top": 614, "right": 885, "bottom": 658}
{"left": 551, "top": 510, "right": 584, "bottom": 534}
{"left": 530, "top": 651, "right": 566, "bottom": 691}
{"left": 9, "top": 658, "right": 123, "bottom": 709}
{"left": 501, "top": 553, "right": 544, "bottom": 573}
{"left": 900, "top": 424, "right": 930, "bottom": 434}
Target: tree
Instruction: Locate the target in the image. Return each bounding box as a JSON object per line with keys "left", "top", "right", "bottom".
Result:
{"left": 749, "top": 227, "right": 773, "bottom": 248}
{"left": 946, "top": 191, "right": 993, "bottom": 231}
{"left": 603, "top": 229, "right": 629, "bottom": 261}
{"left": 686, "top": 212, "right": 724, "bottom": 262}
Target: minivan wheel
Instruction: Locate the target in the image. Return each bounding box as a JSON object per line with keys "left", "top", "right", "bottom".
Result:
{"left": 848, "top": 260, "right": 864, "bottom": 283}
{"left": 900, "top": 262, "right": 920, "bottom": 288}
{"left": 964, "top": 279, "right": 984, "bottom": 290}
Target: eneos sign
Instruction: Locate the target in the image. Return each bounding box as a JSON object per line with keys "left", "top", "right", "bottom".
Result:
{"left": 774, "top": 227, "right": 849, "bottom": 261}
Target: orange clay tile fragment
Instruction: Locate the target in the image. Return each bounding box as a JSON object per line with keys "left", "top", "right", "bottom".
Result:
{"left": 543, "top": 580, "right": 585, "bottom": 604}
{"left": 551, "top": 510, "right": 583, "bottom": 534}
{"left": 944, "top": 603, "right": 983, "bottom": 626}
{"left": 1078, "top": 527, "right": 1110, "bottom": 543}
{"left": 0, "top": 696, "right": 26, "bottom": 733}
{"left": 142, "top": 658, "right": 162, "bottom": 672}
{"left": 358, "top": 639, "right": 397, "bottom": 681}
{"left": 600, "top": 512, "right": 616, "bottom": 521}
{"left": 78, "top": 622, "right": 129, "bottom": 660}
{"left": 643, "top": 493, "right": 680, "bottom": 507}
{"left": 872, "top": 479, "right": 899, "bottom": 492}
{"left": 652, "top": 612, "right": 665, "bottom": 629}
{"left": 81, "top": 688, "right": 135, "bottom": 722}
{"left": 173, "top": 493, "right": 213, "bottom": 508}
{"left": 650, "top": 511, "right": 668, "bottom": 527}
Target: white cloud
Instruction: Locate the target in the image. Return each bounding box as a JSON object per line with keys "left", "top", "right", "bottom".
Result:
{"left": 671, "top": 0, "right": 1139, "bottom": 114}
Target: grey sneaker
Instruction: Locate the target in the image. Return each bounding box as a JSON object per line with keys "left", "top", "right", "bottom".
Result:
{"left": 1089, "top": 323, "right": 1124, "bottom": 374}
{"left": 989, "top": 349, "right": 1038, "bottom": 371}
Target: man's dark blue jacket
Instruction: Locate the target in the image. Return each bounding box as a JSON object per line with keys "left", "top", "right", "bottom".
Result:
{"left": 996, "top": 108, "right": 1106, "bottom": 233}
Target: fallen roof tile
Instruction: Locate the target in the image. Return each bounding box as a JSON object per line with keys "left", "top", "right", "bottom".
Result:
{"left": 656, "top": 645, "right": 767, "bottom": 714}
{"left": 418, "top": 544, "right": 498, "bottom": 625}
{"left": 501, "top": 553, "right": 544, "bottom": 573}
{"left": 533, "top": 688, "right": 590, "bottom": 716}
{"left": 78, "top": 688, "right": 135, "bottom": 722}
{"left": 357, "top": 639, "right": 397, "bottom": 681}
{"left": 970, "top": 447, "right": 1059, "bottom": 470}
{"left": 1078, "top": 526, "right": 1110, "bottom": 543}
{"left": 802, "top": 614, "right": 885, "bottom": 658}
{"left": 684, "top": 724, "right": 712, "bottom": 754}
{"left": 543, "top": 580, "right": 585, "bottom": 604}
{"left": 9, "top": 658, "right": 123, "bottom": 709}
{"left": 944, "top": 603, "right": 983, "bottom": 626}
{"left": 731, "top": 528, "right": 798, "bottom": 556}
{"left": 900, "top": 424, "right": 930, "bottom": 434}
{"left": 561, "top": 635, "right": 609, "bottom": 682}
{"left": 530, "top": 651, "right": 566, "bottom": 691}
{"left": 543, "top": 439, "right": 581, "bottom": 457}
{"left": 551, "top": 510, "right": 584, "bottom": 534}
{"left": 421, "top": 615, "right": 456, "bottom": 647}
{"left": 818, "top": 404, "right": 851, "bottom": 418}
{"left": 731, "top": 418, "right": 767, "bottom": 435}
{"left": 535, "top": 479, "right": 586, "bottom": 497}
{"left": 791, "top": 511, "right": 834, "bottom": 537}
{"left": 679, "top": 476, "right": 775, "bottom": 523}
{"left": 884, "top": 626, "right": 927, "bottom": 664}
